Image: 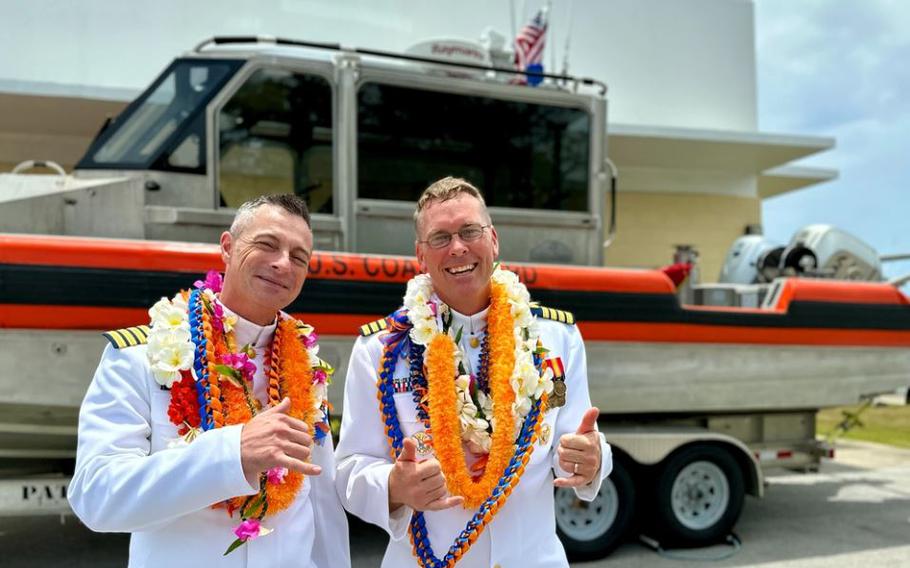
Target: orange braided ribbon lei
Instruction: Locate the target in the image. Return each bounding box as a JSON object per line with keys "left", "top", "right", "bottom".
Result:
{"left": 376, "top": 273, "right": 554, "bottom": 566}
{"left": 198, "top": 307, "right": 316, "bottom": 518}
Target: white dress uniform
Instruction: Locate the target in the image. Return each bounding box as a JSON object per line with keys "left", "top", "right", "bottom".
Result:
{"left": 68, "top": 310, "right": 350, "bottom": 568}
{"left": 335, "top": 306, "right": 612, "bottom": 568}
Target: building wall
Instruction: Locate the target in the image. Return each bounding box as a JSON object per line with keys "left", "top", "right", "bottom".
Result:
{"left": 606, "top": 191, "right": 761, "bottom": 281}
{"left": 0, "top": 93, "right": 127, "bottom": 170}
{"left": 578, "top": 0, "right": 757, "bottom": 130}
{"left": 609, "top": 161, "right": 761, "bottom": 277}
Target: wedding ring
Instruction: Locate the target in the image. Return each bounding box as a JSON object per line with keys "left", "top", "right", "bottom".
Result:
{"left": 573, "top": 462, "right": 579, "bottom": 475}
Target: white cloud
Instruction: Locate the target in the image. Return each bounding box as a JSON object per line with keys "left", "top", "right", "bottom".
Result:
{"left": 755, "top": 0, "right": 910, "bottom": 285}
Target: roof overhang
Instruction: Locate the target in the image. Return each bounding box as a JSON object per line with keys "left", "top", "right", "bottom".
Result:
{"left": 608, "top": 123, "right": 836, "bottom": 197}
{"left": 758, "top": 165, "right": 838, "bottom": 199}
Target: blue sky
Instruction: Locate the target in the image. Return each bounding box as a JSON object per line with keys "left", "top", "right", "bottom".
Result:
{"left": 754, "top": 0, "right": 910, "bottom": 285}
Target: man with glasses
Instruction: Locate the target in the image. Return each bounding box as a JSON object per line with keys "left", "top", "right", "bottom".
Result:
{"left": 336, "top": 176, "right": 611, "bottom": 567}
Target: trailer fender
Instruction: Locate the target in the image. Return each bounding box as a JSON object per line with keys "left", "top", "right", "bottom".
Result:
{"left": 605, "top": 430, "right": 763, "bottom": 497}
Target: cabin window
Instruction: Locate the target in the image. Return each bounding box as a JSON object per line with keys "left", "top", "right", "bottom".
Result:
{"left": 217, "top": 68, "right": 333, "bottom": 214}
{"left": 82, "top": 59, "right": 238, "bottom": 172}
{"left": 357, "top": 82, "right": 591, "bottom": 212}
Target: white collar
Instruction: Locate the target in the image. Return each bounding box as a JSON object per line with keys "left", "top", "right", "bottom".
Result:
{"left": 220, "top": 302, "right": 277, "bottom": 348}
{"left": 448, "top": 305, "right": 490, "bottom": 335}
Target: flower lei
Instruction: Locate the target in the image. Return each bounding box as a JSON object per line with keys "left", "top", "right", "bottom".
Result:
{"left": 377, "top": 267, "right": 553, "bottom": 567}
{"left": 145, "top": 271, "right": 332, "bottom": 555}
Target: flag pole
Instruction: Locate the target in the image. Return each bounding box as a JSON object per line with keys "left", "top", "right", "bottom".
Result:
{"left": 562, "top": 0, "right": 574, "bottom": 79}
{"left": 510, "top": 0, "right": 517, "bottom": 44}
{"left": 547, "top": 0, "right": 555, "bottom": 79}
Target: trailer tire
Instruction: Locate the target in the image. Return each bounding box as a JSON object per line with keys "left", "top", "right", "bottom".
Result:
{"left": 555, "top": 458, "right": 636, "bottom": 561}
{"left": 652, "top": 444, "right": 744, "bottom": 547}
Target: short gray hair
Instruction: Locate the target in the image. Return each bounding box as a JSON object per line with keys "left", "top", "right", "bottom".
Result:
{"left": 230, "top": 194, "right": 311, "bottom": 236}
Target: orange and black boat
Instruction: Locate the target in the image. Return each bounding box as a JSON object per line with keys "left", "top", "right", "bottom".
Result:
{"left": 2, "top": 232, "right": 909, "bottom": 428}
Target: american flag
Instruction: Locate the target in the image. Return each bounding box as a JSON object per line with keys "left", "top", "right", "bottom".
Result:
{"left": 513, "top": 8, "right": 548, "bottom": 85}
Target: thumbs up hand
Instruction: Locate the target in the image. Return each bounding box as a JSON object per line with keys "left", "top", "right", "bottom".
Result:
{"left": 553, "top": 407, "right": 602, "bottom": 488}
{"left": 388, "top": 437, "right": 464, "bottom": 513}
{"left": 240, "top": 397, "right": 321, "bottom": 485}
{"left": 397, "top": 436, "right": 419, "bottom": 462}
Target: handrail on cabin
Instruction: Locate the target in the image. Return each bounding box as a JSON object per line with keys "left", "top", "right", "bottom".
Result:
{"left": 192, "top": 35, "right": 609, "bottom": 96}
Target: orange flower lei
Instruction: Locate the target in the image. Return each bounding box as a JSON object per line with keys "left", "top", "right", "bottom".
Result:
{"left": 220, "top": 317, "right": 316, "bottom": 516}
{"left": 379, "top": 267, "right": 553, "bottom": 566}
{"left": 425, "top": 281, "right": 518, "bottom": 509}
{"left": 149, "top": 285, "right": 324, "bottom": 521}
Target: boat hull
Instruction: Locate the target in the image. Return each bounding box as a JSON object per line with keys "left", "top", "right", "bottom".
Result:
{"left": 3, "top": 330, "right": 908, "bottom": 462}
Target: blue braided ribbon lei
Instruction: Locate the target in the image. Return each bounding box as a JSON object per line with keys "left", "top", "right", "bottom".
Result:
{"left": 188, "top": 288, "right": 214, "bottom": 431}
{"left": 378, "top": 343, "right": 406, "bottom": 453}
{"left": 377, "top": 319, "right": 545, "bottom": 568}
{"left": 409, "top": 400, "right": 542, "bottom": 568}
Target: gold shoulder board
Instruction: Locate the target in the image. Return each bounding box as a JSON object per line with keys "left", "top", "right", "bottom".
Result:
{"left": 102, "top": 325, "right": 151, "bottom": 349}
{"left": 359, "top": 318, "right": 388, "bottom": 337}
{"left": 532, "top": 305, "right": 576, "bottom": 325}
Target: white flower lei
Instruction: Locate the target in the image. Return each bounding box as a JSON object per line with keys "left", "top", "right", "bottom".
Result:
{"left": 403, "top": 267, "right": 554, "bottom": 451}
{"left": 146, "top": 289, "right": 328, "bottom": 410}
{"left": 146, "top": 290, "right": 197, "bottom": 389}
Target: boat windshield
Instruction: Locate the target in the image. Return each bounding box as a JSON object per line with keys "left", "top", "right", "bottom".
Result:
{"left": 78, "top": 58, "right": 242, "bottom": 173}
{"left": 357, "top": 82, "right": 591, "bottom": 212}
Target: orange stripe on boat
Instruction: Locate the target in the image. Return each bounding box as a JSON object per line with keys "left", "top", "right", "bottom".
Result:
{"left": 775, "top": 278, "right": 909, "bottom": 308}
{"left": 577, "top": 321, "right": 910, "bottom": 347}
{"left": 0, "top": 234, "right": 221, "bottom": 272}
{"left": 0, "top": 233, "right": 676, "bottom": 293}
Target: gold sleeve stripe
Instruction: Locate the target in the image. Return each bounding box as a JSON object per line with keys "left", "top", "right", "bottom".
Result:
{"left": 102, "top": 325, "right": 151, "bottom": 349}
{"left": 534, "top": 306, "right": 575, "bottom": 325}
{"left": 359, "top": 318, "right": 388, "bottom": 336}
{"left": 102, "top": 329, "right": 127, "bottom": 349}
{"left": 123, "top": 326, "right": 147, "bottom": 344}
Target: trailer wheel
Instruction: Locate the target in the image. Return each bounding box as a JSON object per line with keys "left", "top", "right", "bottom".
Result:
{"left": 555, "top": 458, "right": 636, "bottom": 561}
{"left": 652, "top": 445, "right": 744, "bottom": 547}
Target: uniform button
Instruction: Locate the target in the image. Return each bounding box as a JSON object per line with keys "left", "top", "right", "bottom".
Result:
{"left": 469, "top": 336, "right": 480, "bottom": 348}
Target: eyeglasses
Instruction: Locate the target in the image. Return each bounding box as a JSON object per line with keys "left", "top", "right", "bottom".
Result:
{"left": 418, "top": 224, "right": 491, "bottom": 249}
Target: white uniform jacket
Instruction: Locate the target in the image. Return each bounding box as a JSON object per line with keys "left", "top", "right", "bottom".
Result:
{"left": 69, "top": 317, "right": 350, "bottom": 568}
{"left": 335, "top": 308, "right": 612, "bottom": 568}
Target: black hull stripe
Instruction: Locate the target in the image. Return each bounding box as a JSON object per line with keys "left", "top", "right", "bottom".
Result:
{"left": 3, "top": 264, "right": 910, "bottom": 331}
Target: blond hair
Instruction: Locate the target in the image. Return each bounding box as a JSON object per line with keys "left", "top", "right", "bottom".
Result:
{"left": 414, "top": 176, "right": 490, "bottom": 234}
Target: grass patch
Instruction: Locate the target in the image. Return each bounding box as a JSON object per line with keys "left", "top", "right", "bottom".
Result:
{"left": 818, "top": 404, "right": 910, "bottom": 449}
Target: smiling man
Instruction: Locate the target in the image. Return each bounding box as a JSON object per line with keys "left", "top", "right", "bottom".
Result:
{"left": 335, "top": 177, "right": 612, "bottom": 567}
{"left": 69, "top": 195, "right": 350, "bottom": 568}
